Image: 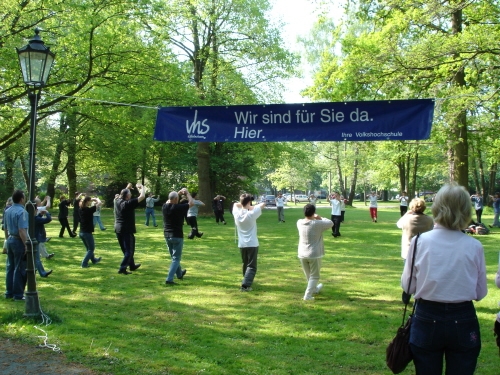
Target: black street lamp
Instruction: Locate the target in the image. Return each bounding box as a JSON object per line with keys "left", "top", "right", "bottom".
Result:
{"left": 16, "top": 28, "right": 55, "bottom": 317}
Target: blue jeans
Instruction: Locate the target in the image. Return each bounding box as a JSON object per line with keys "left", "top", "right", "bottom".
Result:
{"left": 80, "top": 232, "right": 97, "bottom": 267}
{"left": 410, "top": 299, "right": 481, "bottom": 375}
{"left": 5, "top": 237, "right": 27, "bottom": 299}
{"left": 165, "top": 237, "right": 183, "bottom": 282}
{"left": 93, "top": 216, "right": 106, "bottom": 230}
{"left": 493, "top": 211, "right": 499, "bottom": 227}
{"left": 34, "top": 243, "right": 48, "bottom": 276}
{"left": 145, "top": 208, "right": 157, "bottom": 226}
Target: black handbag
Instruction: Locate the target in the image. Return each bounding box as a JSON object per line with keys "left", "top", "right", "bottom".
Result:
{"left": 386, "top": 234, "right": 419, "bottom": 374}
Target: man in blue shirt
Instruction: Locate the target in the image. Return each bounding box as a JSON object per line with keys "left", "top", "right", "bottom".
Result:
{"left": 4, "top": 190, "right": 29, "bottom": 300}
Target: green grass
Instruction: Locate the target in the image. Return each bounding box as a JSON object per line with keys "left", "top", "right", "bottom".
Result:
{"left": 1, "top": 202, "right": 499, "bottom": 374}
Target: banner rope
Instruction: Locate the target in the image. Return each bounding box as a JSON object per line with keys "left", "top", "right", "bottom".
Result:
{"left": 40, "top": 92, "right": 491, "bottom": 110}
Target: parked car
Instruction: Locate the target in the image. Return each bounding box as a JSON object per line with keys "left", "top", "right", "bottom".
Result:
{"left": 265, "top": 195, "right": 276, "bottom": 206}
{"left": 292, "top": 194, "right": 309, "bottom": 203}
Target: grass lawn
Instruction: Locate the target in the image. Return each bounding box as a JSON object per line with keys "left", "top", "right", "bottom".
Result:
{"left": 1, "top": 202, "right": 499, "bottom": 374}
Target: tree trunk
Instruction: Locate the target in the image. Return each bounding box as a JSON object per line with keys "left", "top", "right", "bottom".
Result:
{"left": 335, "top": 144, "right": 344, "bottom": 195}
{"left": 488, "top": 162, "right": 497, "bottom": 202}
{"left": 65, "top": 113, "right": 78, "bottom": 196}
{"left": 477, "top": 149, "right": 487, "bottom": 197}
{"left": 405, "top": 153, "right": 410, "bottom": 192}
{"left": 451, "top": 9, "right": 469, "bottom": 188}
{"left": 347, "top": 145, "right": 359, "bottom": 205}
{"left": 410, "top": 151, "right": 418, "bottom": 199}
{"left": 46, "top": 115, "right": 68, "bottom": 199}
{"left": 397, "top": 160, "right": 405, "bottom": 193}
{"left": 3, "top": 150, "right": 15, "bottom": 195}
{"left": 20, "top": 154, "right": 29, "bottom": 190}
{"left": 197, "top": 142, "right": 212, "bottom": 214}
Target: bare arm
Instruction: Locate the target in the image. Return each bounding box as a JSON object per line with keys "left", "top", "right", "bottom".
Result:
{"left": 180, "top": 188, "right": 195, "bottom": 208}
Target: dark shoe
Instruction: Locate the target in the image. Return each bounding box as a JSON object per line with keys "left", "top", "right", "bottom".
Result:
{"left": 223, "top": 221, "right": 227, "bottom": 225}
{"left": 154, "top": 225, "right": 158, "bottom": 227}
{"left": 46, "top": 253, "right": 55, "bottom": 259}
{"left": 489, "top": 225, "right": 493, "bottom": 228}
{"left": 179, "top": 269, "right": 187, "bottom": 280}
{"left": 70, "top": 233, "right": 77, "bottom": 238}
{"left": 130, "top": 263, "right": 141, "bottom": 271}
{"left": 282, "top": 220, "right": 285, "bottom": 223}
{"left": 102, "top": 228, "right": 107, "bottom": 231}
{"left": 46, "top": 237, "right": 51, "bottom": 242}
{"left": 197, "top": 232, "right": 204, "bottom": 238}
{"left": 187, "top": 234, "right": 194, "bottom": 240}
{"left": 42, "top": 270, "right": 53, "bottom": 277}
{"left": 81, "top": 264, "right": 89, "bottom": 268}
{"left": 59, "top": 235, "right": 64, "bottom": 238}
{"left": 118, "top": 269, "right": 132, "bottom": 275}
{"left": 93, "top": 257, "right": 102, "bottom": 264}
{"left": 13, "top": 297, "right": 26, "bottom": 301}
{"left": 165, "top": 280, "right": 177, "bottom": 285}
{"left": 332, "top": 233, "right": 335, "bottom": 237}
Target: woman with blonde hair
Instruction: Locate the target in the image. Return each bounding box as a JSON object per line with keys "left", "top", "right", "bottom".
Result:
{"left": 401, "top": 184, "right": 487, "bottom": 374}
{"left": 396, "top": 197, "right": 434, "bottom": 260}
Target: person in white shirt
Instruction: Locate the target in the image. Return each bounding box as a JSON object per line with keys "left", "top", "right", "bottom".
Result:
{"left": 275, "top": 193, "right": 286, "bottom": 223}
{"left": 367, "top": 191, "right": 379, "bottom": 222}
{"left": 329, "top": 192, "right": 342, "bottom": 237}
{"left": 401, "top": 183, "right": 487, "bottom": 375}
{"left": 399, "top": 191, "right": 409, "bottom": 216}
{"left": 309, "top": 194, "right": 317, "bottom": 207}
{"left": 187, "top": 192, "right": 205, "bottom": 239}
{"left": 232, "top": 194, "right": 265, "bottom": 292}
{"left": 297, "top": 204, "right": 333, "bottom": 300}
{"left": 340, "top": 195, "right": 346, "bottom": 222}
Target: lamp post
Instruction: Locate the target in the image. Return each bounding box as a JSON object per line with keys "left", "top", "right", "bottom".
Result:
{"left": 16, "top": 28, "right": 55, "bottom": 317}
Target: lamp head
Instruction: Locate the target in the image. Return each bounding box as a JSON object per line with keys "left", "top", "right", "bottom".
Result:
{"left": 16, "top": 28, "right": 55, "bottom": 87}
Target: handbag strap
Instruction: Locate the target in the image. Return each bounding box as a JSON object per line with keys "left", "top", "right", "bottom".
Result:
{"left": 401, "top": 233, "right": 420, "bottom": 326}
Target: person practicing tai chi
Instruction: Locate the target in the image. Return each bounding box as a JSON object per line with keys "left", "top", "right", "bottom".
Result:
{"left": 187, "top": 192, "right": 205, "bottom": 239}
{"left": 163, "top": 188, "right": 194, "bottom": 285}
{"left": 275, "top": 193, "right": 286, "bottom": 223}
{"left": 297, "top": 204, "right": 333, "bottom": 301}
{"left": 232, "top": 193, "right": 265, "bottom": 292}
{"left": 145, "top": 192, "right": 160, "bottom": 227}
{"left": 115, "top": 183, "right": 146, "bottom": 275}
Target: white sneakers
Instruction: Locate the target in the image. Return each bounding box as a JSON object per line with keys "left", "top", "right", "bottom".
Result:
{"left": 303, "top": 283, "right": 324, "bottom": 301}
{"left": 315, "top": 283, "right": 323, "bottom": 294}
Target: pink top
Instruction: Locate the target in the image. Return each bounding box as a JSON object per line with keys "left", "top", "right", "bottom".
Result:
{"left": 401, "top": 224, "right": 487, "bottom": 303}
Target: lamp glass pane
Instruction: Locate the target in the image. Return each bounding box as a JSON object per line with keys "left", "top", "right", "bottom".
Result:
{"left": 28, "top": 51, "right": 48, "bottom": 84}
{"left": 41, "top": 54, "right": 55, "bottom": 84}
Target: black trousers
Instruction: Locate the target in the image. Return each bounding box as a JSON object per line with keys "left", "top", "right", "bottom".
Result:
{"left": 187, "top": 216, "right": 202, "bottom": 238}
{"left": 331, "top": 215, "right": 342, "bottom": 236}
{"left": 59, "top": 217, "right": 72, "bottom": 237}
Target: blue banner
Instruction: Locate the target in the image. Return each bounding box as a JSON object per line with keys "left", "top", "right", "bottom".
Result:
{"left": 154, "top": 99, "right": 434, "bottom": 142}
